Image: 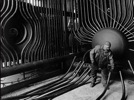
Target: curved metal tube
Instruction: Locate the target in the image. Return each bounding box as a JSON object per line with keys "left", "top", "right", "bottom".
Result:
{"left": 21, "top": 56, "right": 79, "bottom": 95}
{"left": 26, "top": 61, "right": 84, "bottom": 96}
{"left": 119, "top": 71, "right": 126, "bottom": 100}
{"left": 2, "top": 56, "right": 77, "bottom": 98}
{"left": 96, "top": 71, "right": 111, "bottom": 100}
{"left": 35, "top": 63, "right": 91, "bottom": 99}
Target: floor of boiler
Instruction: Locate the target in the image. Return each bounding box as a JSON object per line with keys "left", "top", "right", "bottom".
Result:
{"left": 53, "top": 69, "right": 134, "bottom": 100}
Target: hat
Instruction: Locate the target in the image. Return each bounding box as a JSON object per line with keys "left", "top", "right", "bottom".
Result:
{"left": 104, "top": 41, "right": 111, "bottom": 47}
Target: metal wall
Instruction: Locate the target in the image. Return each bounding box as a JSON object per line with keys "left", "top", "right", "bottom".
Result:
{"left": 1, "top": 0, "right": 81, "bottom": 68}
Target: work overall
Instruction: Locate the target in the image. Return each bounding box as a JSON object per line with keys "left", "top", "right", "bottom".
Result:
{"left": 90, "top": 48, "right": 110, "bottom": 86}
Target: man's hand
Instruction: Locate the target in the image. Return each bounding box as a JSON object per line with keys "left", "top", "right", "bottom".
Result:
{"left": 108, "top": 64, "right": 114, "bottom": 72}
{"left": 110, "top": 66, "right": 114, "bottom": 72}
{"left": 110, "top": 68, "right": 114, "bottom": 72}
{"left": 90, "top": 60, "right": 95, "bottom": 68}
{"left": 91, "top": 60, "right": 95, "bottom": 64}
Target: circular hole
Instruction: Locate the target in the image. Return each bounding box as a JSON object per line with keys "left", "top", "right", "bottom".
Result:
{"left": 9, "top": 28, "right": 18, "bottom": 37}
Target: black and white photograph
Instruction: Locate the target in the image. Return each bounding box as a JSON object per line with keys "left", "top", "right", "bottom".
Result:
{"left": 1, "top": 0, "right": 134, "bottom": 100}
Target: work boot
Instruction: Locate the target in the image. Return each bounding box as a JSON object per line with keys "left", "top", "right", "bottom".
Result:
{"left": 90, "top": 82, "right": 95, "bottom": 87}
{"left": 103, "top": 83, "right": 109, "bottom": 89}
{"left": 103, "top": 83, "right": 106, "bottom": 87}
{"left": 90, "top": 78, "right": 96, "bottom": 87}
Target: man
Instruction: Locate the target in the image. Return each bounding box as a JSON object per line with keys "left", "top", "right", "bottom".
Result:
{"left": 90, "top": 41, "right": 114, "bottom": 87}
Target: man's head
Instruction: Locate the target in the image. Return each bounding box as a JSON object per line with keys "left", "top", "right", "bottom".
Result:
{"left": 103, "top": 41, "right": 111, "bottom": 52}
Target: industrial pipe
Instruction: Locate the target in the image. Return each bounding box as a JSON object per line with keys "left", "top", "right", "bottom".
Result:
{"left": 1, "top": 53, "right": 83, "bottom": 78}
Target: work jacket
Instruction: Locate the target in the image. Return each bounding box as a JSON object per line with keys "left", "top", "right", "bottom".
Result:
{"left": 90, "top": 45, "right": 114, "bottom": 69}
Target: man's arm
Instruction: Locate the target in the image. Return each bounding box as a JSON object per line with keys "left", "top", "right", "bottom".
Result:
{"left": 109, "top": 52, "right": 114, "bottom": 71}
{"left": 90, "top": 45, "right": 101, "bottom": 63}
{"left": 90, "top": 48, "right": 95, "bottom": 63}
